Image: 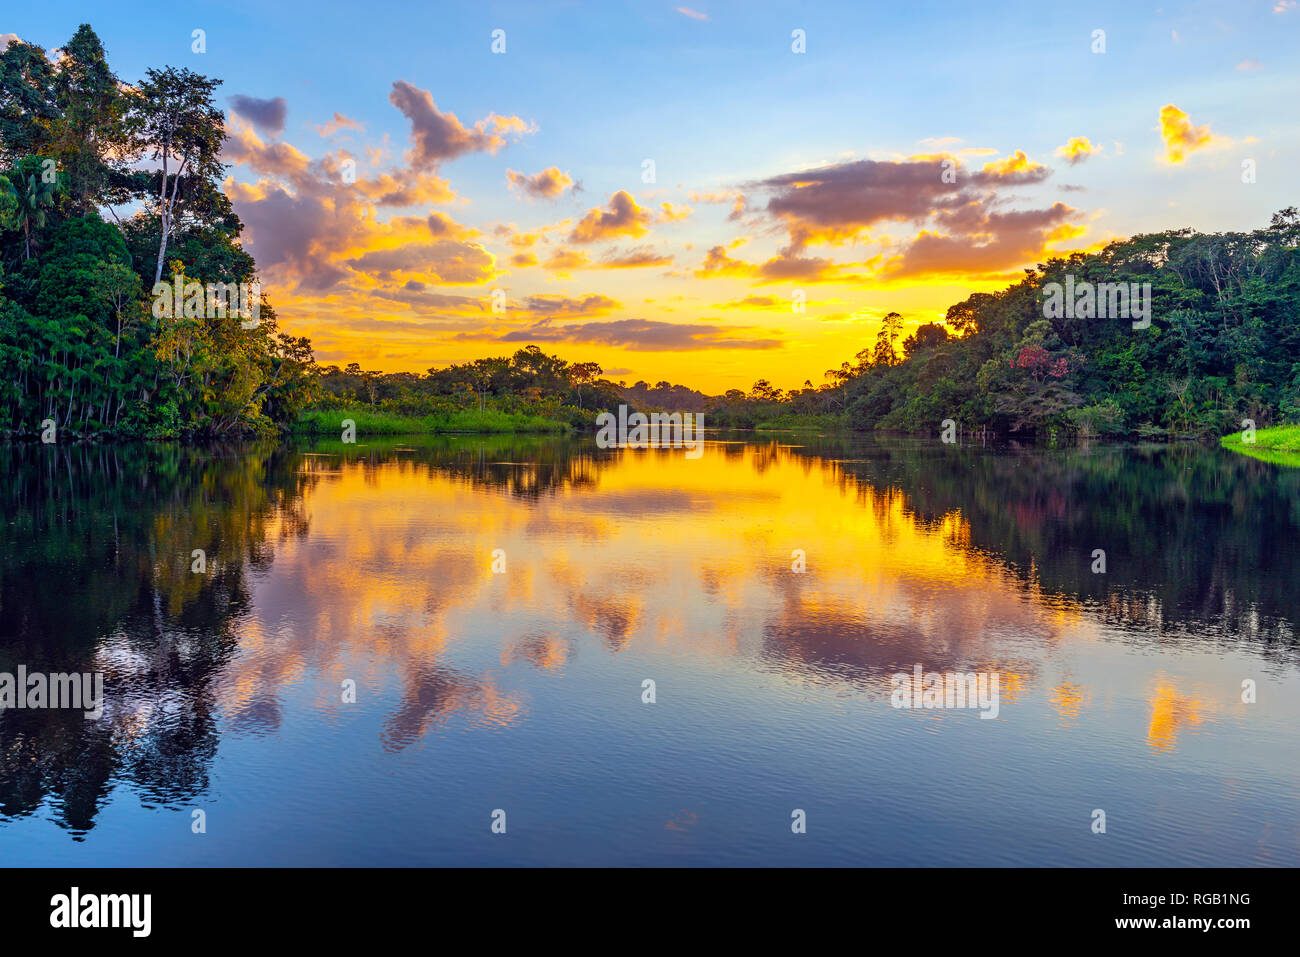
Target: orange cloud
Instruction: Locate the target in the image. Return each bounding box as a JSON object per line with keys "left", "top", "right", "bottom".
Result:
{"left": 224, "top": 112, "right": 487, "bottom": 295}
{"left": 315, "top": 111, "right": 364, "bottom": 137}
{"left": 542, "top": 248, "right": 591, "bottom": 274}
{"left": 753, "top": 155, "right": 1050, "bottom": 249}
{"left": 1159, "top": 104, "right": 1221, "bottom": 164}
{"left": 883, "top": 203, "right": 1079, "bottom": 279}
{"left": 715, "top": 296, "right": 779, "bottom": 309}
{"left": 350, "top": 168, "right": 456, "bottom": 206}
{"left": 981, "top": 150, "right": 1046, "bottom": 177}
{"left": 569, "top": 190, "right": 653, "bottom": 243}
{"left": 507, "top": 166, "right": 574, "bottom": 199}
{"left": 600, "top": 247, "right": 675, "bottom": 268}
{"left": 695, "top": 245, "right": 755, "bottom": 278}
{"left": 658, "top": 201, "right": 693, "bottom": 222}
{"left": 1054, "top": 136, "right": 1100, "bottom": 165}
{"left": 424, "top": 211, "right": 477, "bottom": 239}
{"left": 222, "top": 117, "right": 314, "bottom": 186}
{"left": 688, "top": 189, "right": 739, "bottom": 203}
{"left": 346, "top": 241, "right": 498, "bottom": 285}
{"left": 693, "top": 244, "right": 849, "bottom": 284}
{"left": 518, "top": 294, "right": 620, "bottom": 317}
{"left": 485, "top": 318, "right": 781, "bottom": 351}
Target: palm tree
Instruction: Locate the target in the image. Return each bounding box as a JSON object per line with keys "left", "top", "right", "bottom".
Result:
{"left": 10, "top": 171, "right": 57, "bottom": 260}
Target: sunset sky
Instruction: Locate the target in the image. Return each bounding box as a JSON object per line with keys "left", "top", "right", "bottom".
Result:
{"left": 7, "top": 0, "right": 1299, "bottom": 391}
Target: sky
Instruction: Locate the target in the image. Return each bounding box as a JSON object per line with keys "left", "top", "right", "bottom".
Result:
{"left": 5, "top": 0, "right": 1299, "bottom": 392}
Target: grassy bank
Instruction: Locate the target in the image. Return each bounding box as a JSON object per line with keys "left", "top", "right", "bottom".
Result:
{"left": 1221, "top": 424, "right": 1300, "bottom": 467}
{"left": 294, "top": 407, "right": 570, "bottom": 436}
{"left": 754, "top": 413, "right": 848, "bottom": 432}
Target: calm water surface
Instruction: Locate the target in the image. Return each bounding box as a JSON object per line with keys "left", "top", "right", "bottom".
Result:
{"left": 1, "top": 434, "right": 1298, "bottom": 865}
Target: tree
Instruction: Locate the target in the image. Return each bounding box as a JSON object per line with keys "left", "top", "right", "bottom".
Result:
{"left": 128, "top": 67, "right": 226, "bottom": 284}
{"left": 93, "top": 260, "right": 142, "bottom": 358}
{"left": 0, "top": 25, "right": 316, "bottom": 438}
{"left": 49, "top": 25, "right": 131, "bottom": 214}
{"left": 571, "top": 361, "right": 602, "bottom": 409}
{"left": 0, "top": 39, "right": 57, "bottom": 163}
{"left": 0, "top": 173, "right": 17, "bottom": 243}
{"left": 8, "top": 158, "right": 58, "bottom": 259}
{"left": 944, "top": 293, "right": 996, "bottom": 337}
{"left": 872, "top": 311, "right": 904, "bottom": 367}
{"left": 903, "top": 321, "right": 949, "bottom": 358}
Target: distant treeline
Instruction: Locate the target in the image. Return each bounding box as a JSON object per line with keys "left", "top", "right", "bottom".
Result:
{"left": 0, "top": 25, "right": 315, "bottom": 438}
{"left": 315, "top": 345, "right": 622, "bottom": 428}
{"left": 326, "top": 205, "right": 1300, "bottom": 438}
{"left": 704, "top": 211, "right": 1300, "bottom": 436}
{"left": 486, "top": 213, "right": 1300, "bottom": 438}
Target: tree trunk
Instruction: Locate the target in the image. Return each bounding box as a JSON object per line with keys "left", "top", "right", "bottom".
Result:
{"left": 154, "top": 150, "right": 187, "bottom": 285}
{"left": 154, "top": 144, "right": 169, "bottom": 284}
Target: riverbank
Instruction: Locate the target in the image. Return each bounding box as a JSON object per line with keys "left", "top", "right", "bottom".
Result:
{"left": 294, "top": 407, "right": 571, "bottom": 436}
{"left": 1220, "top": 424, "right": 1300, "bottom": 467}
{"left": 753, "top": 413, "right": 847, "bottom": 432}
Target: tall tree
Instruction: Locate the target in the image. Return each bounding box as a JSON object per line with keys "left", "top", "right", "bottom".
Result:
{"left": 50, "top": 25, "right": 131, "bottom": 214}
{"left": 0, "top": 39, "right": 57, "bottom": 164}
{"left": 571, "top": 361, "right": 602, "bottom": 409}
{"left": 872, "top": 311, "right": 904, "bottom": 367}
{"left": 127, "top": 67, "right": 226, "bottom": 284}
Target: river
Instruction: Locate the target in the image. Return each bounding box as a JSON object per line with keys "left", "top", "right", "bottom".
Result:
{"left": 1, "top": 433, "right": 1296, "bottom": 865}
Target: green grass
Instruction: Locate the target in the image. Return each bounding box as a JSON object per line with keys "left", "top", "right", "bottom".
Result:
{"left": 294, "top": 407, "right": 570, "bottom": 436}
{"left": 1220, "top": 424, "right": 1300, "bottom": 468}
{"left": 754, "top": 413, "right": 847, "bottom": 431}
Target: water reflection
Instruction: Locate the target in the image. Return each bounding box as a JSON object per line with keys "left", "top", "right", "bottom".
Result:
{"left": 1, "top": 435, "right": 1297, "bottom": 863}
{"left": 0, "top": 443, "right": 310, "bottom": 834}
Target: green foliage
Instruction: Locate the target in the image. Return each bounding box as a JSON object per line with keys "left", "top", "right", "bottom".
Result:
{"left": 1221, "top": 424, "right": 1300, "bottom": 468}
{"left": 751, "top": 208, "right": 1300, "bottom": 438}
{"left": 295, "top": 406, "right": 570, "bottom": 436}
{"left": 1068, "top": 399, "right": 1126, "bottom": 436}
{"left": 313, "top": 344, "right": 623, "bottom": 430}
{"left": 691, "top": 209, "right": 1300, "bottom": 440}
{"left": 0, "top": 25, "right": 316, "bottom": 438}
